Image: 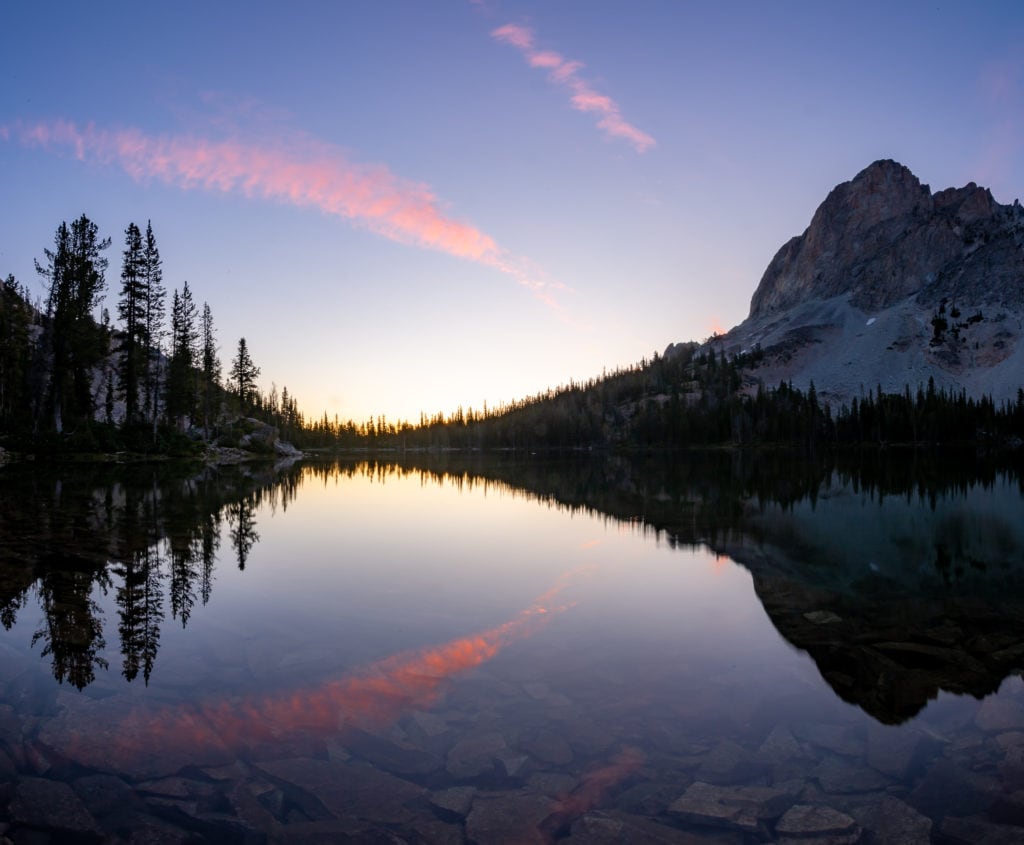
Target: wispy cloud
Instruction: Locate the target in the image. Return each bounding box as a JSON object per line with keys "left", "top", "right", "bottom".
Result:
{"left": 492, "top": 23, "right": 655, "bottom": 153}
{"left": 5, "top": 118, "right": 563, "bottom": 305}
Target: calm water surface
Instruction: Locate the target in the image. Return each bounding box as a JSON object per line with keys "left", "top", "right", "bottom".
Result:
{"left": 1, "top": 455, "right": 1023, "bottom": 843}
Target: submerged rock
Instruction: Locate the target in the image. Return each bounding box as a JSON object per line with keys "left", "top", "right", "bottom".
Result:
{"left": 695, "top": 740, "right": 762, "bottom": 785}
{"left": 774, "top": 804, "right": 860, "bottom": 843}
{"left": 71, "top": 773, "right": 142, "bottom": 819}
{"left": 465, "top": 791, "right": 555, "bottom": 844}
{"left": 864, "top": 723, "right": 938, "bottom": 779}
{"left": 521, "top": 730, "right": 574, "bottom": 766}
{"left": 849, "top": 796, "right": 931, "bottom": 845}
{"left": 668, "top": 781, "right": 795, "bottom": 835}
{"left": 907, "top": 757, "right": 999, "bottom": 818}
{"left": 429, "top": 785, "right": 477, "bottom": 818}
{"left": 976, "top": 697, "right": 1024, "bottom": 733}
{"left": 37, "top": 696, "right": 233, "bottom": 780}
{"left": 566, "top": 810, "right": 716, "bottom": 843}
{"left": 337, "top": 722, "right": 442, "bottom": 775}
{"left": 937, "top": 814, "right": 1024, "bottom": 844}
{"left": 255, "top": 756, "right": 424, "bottom": 824}
{"left": 9, "top": 777, "right": 102, "bottom": 840}
{"left": 813, "top": 755, "right": 891, "bottom": 794}
{"left": 445, "top": 731, "right": 507, "bottom": 778}
{"left": 794, "top": 724, "right": 865, "bottom": 758}
{"left": 757, "top": 725, "right": 815, "bottom": 781}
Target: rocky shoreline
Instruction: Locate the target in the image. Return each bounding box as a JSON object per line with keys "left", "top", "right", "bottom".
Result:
{"left": 0, "top": 652, "right": 1022, "bottom": 843}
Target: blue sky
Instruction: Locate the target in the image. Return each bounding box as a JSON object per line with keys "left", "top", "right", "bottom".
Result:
{"left": 2, "top": 1, "right": 1022, "bottom": 422}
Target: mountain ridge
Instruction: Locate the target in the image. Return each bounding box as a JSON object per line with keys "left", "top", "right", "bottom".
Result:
{"left": 688, "top": 160, "right": 1024, "bottom": 406}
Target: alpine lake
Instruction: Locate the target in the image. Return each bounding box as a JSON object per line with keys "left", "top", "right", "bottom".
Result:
{"left": 1, "top": 451, "right": 1023, "bottom": 844}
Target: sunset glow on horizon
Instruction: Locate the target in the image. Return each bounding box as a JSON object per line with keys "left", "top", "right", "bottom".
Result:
{"left": 2, "top": 1, "right": 1022, "bottom": 423}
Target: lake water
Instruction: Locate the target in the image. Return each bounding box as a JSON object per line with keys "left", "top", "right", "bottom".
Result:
{"left": 1, "top": 453, "right": 1023, "bottom": 843}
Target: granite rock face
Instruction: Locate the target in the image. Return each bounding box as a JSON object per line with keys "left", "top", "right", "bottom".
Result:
{"left": 676, "top": 159, "right": 1024, "bottom": 407}
{"left": 750, "top": 159, "right": 1022, "bottom": 317}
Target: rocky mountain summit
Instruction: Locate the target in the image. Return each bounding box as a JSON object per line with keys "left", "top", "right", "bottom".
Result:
{"left": 689, "top": 160, "right": 1024, "bottom": 406}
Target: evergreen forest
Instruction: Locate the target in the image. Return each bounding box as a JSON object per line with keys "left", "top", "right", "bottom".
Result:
{"left": 0, "top": 215, "right": 301, "bottom": 455}
{"left": 3, "top": 215, "right": 1024, "bottom": 458}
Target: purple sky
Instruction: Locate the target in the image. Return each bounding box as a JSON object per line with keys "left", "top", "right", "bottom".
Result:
{"left": 2, "top": 1, "right": 1022, "bottom": 423}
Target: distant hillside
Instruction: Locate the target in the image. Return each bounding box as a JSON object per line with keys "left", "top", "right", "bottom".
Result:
{"left": 677, "top": 160, "right": 1024, "bottom": 407}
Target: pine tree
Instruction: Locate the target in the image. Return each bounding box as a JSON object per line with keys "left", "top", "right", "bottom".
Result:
{"left": 229, "top": 337, "right": 260, "bottom": 410}
{"left": 141, "top": 221, "right": 165, "bottom": 425}
{"left": 104, "top": 368, "right": 115, "bottom": 424}
{"left": 36, "top": 221, "right": 74, "bottom": 432}
{"left": 200, "top": 302, "right": 221, "bottom": 430}
{"left": 280, "top": 385, "right": 290, "bottom": 428}
{"left": 0, "top": 275, "right": 33, "bottom": 430}
{"left": 165, "top": 282, "right": 199, "bottom": 426}
{"left": 117, "top": 223, "right": 146, "bottom": 423}
{"left": 35, "top": 215, "right": 110, "bottom": 433}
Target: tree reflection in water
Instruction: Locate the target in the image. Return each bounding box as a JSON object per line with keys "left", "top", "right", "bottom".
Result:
{"left": 0, "top": 462, "right": 297, "bottom": 689}
{"left": 1, "top": 449, "right": 1023, "bottom": 723}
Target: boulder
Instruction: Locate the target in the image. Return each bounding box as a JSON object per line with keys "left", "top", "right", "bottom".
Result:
{"left": 849, "top": 796, "right": 931, "bottom": 845}
{"left": 774, "top": 804, "right": 860, "bottom": 843}
{"left": 668, "top": 781, "right": 795, "bottom": 835}
{"left": 465, "top": 791, "right": 555, "bottom": 844}
{"left": 9, "top": 777, "right": 102, "bottom": 840}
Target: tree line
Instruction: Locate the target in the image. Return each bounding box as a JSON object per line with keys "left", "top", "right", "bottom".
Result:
{"left": 0, "top": 214, "right": 302, "bottom": 453}
{"left": 6, "top": 214, "right": 1024, "bottom": 455}
{"left": 294, "top": 344, "right": 1024, "bottom": 452}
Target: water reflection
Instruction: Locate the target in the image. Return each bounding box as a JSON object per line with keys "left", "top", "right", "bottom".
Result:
{"left": 3, "top": 452, "right": 1023, "bottom": 723}
{"left": 2, "top": 453, "right": 1024, "bottom": 842}
{"left": 356, "top": 450, "right": 1024, "bottom": 726}
{"left": 0, "top": 462, "right": 298, "bottom": 689}
{"left": 51, "top": 569, "right": 582, "bottom": 779}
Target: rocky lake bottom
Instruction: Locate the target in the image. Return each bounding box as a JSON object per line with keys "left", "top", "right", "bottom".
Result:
{"left": 0, "top": 455, "right": 1022, "bottom": 843}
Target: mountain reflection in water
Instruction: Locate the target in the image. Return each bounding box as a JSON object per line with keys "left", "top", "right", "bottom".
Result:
{"left": 394, "top": 450, "right": 1024, "bottom": 726}
{"left": 1, "top": 452, "right": 1023, "bottom": 842}
{"left": 2, "top": 453, "right": 1023, "bottom": 719}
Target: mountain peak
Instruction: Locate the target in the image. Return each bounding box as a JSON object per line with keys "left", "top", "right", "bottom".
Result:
{"left": 704, "top": 160, "right": 1024, "bottom": 407}
{"left": 843, "top": 158, "right": 930, "bottom": 222}
{"left": 749, "top": 158, "right": 1019, "bottom": 319}
{"left": 749, "top": 160, "right": 943, "bottom": 316}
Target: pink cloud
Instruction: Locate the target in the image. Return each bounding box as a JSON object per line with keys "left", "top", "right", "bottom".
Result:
{"left": 571, "top": 91, "right": 614, "bottom": 113}
{"left": 5, "top": 118, "right": 564, "bottom": 305}
{"left": 491, "top": 23, "right": 655, "bottom": 153}
{"left": 528, "top": 51, "right": 563, "bottom": 70}
{"left": 551, "top": 60, "right": 583, "bottom": 84}
{"left": 492, "top": 22, "right": 533, "bottom": 51}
